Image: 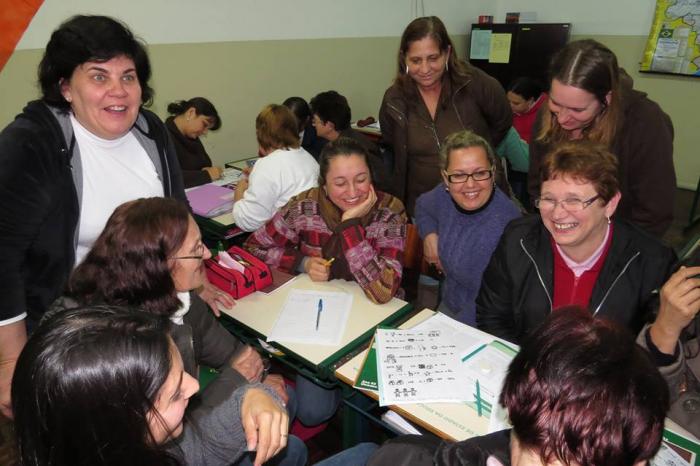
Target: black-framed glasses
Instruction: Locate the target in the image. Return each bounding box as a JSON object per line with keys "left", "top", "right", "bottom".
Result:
{"left": 534, "top": 194, "right": 600, "bottom": 212}
{"left": 445, "top": 168, "right": 493, "bottom": 184}
{"left": 170, "top": 242, "right": 207, "bottom": 261}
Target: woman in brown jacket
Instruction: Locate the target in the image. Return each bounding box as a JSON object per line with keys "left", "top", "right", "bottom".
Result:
{"left": 528, "top": 39, "right": 675, "bottom": 238}
{"left": 379, "top": 16, "right": 512, "bottom": 215}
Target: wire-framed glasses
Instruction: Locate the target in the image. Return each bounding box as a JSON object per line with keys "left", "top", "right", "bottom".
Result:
{"left": 534, "top": 194, "right": 600, "bottom": 212}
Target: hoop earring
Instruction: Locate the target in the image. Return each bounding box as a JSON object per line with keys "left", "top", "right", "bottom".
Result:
{"left": 607, "top": 216, "right": 611, "bottom": 225}
{"left": 405, "top": 64, "right": 409, "bottom": 74}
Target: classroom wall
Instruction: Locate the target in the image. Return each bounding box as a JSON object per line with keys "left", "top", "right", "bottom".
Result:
{"left": 1, "top": 0, "right": 698, "bottom": 189}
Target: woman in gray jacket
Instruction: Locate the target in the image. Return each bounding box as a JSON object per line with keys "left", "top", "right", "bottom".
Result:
{"left": 637, "top": 256, "right": 700, "bottom": 439}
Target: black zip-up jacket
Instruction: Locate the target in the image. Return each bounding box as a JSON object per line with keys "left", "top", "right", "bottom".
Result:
{"left": 475, "top": 215, "right": 675, "bottom": 344}
{"left": 0, "top": 101, "right": 186, "bottom": 324}
{"left": 367, "top": 429, "right": 512, "bottom": 466}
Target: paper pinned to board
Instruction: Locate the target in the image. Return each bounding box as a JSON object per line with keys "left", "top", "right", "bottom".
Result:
{"left": 489, "top": 33, "right": 512, "bottom": 63}
{"left": 470, "top": 29, "right": 492, "bottom": 60}
{"left": 267, "top": 289, "right": 352, "bottom": 346}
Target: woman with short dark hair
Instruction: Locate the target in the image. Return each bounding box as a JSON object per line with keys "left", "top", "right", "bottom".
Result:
{"left": 477, "top": 140, "right": 675, "bottom": 343}
{"left": 0, "top": 14, "right": 188, "bottom": 419}
{"left": 166, "top": 97, "right": 224, "bottom": 187}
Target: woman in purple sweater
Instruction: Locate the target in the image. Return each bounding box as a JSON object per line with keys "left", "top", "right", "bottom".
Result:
{"left": 415, "top": 130, "right": 520, "bottom": 325}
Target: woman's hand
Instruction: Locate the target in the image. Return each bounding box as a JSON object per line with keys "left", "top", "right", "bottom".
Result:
{"left": 423, "top": 233, "right": 443, "bottom": 272}
{"left": 262, "top": 374, "right": 289, "bottom": 405}
{"left": 649, "top": 266, "right": 700, "bottom": 355}
{"left": 231, "top": 346, "right": 264, "bottom": 383}
{"left": 203, "top": 166, "right": 223, "bottom": 181}
{"left": 197, "top": 278, "right": 236, "bottom": 317}
{"left": 341, "top": 185, "right": 377, "bottom": 222}
{"left": 241, "top": 388, "right": 289, "bottom": 466}
{"left": 304, "top": 257, "right": 330, "bottom": 282}
{"left": 235, "top": 178, "right": 249, "bottom": 202}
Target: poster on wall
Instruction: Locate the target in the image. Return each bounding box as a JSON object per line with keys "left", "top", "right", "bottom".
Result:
{"left": 640, "top": 0, "right": 700, "bottom": 76}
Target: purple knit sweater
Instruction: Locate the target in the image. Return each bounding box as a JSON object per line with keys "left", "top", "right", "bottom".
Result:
{"left": 415, "top": 186, "right": 520, "bottom": 325}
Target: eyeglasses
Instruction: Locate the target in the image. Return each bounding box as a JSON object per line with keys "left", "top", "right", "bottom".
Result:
{"left": 534, "top": 194, "right": 600, "bottom": 212}
{"left": 171, "top": 242, "right": 207, "bottom": 261}
{"left": 445, "top": 168, "right": 493, "bottom": 184}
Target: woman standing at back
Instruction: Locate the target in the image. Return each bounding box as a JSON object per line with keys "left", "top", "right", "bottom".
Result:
{"left": 379, "top": 16, "right": 512, "bottom": 216}
{"left": 528, "top": 39, "right": 675, "bottom": 238}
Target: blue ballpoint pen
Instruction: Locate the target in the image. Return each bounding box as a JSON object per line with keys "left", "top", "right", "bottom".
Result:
{"left": 316, "top": 299, "right": 323, "bottom": 331}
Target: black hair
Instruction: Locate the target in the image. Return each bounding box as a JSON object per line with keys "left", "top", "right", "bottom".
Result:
{"left": 282, "top": 96, "right": 311, "bottom": 133}
{"left": 318, "top": 137, "right": 373, "bottom": 186}
{"left": 12, "top": 305, "right": 179, "bottom": 466}
{"left": 166, "top": 97, "right": 222, "bottom": 131}
{"left": 38, "top": 15, "right": 154, "bottom": 109}
{"left": 507, "top": 77, "right": 544, "bottom": 101}
{"left": 309, "top": 91, "right": 352, "bottom": 132}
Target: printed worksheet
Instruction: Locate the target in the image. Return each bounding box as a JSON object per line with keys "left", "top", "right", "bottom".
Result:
{"left": 375, "top": 328, "right": 470, "bottom": 406}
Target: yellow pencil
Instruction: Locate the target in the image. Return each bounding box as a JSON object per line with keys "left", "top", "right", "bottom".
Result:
{"left": 323, "top": 257, "right": 336, "bottom": 267}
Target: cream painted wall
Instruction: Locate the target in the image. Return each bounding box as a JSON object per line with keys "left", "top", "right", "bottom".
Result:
{"left": 1, "top": 1, "right": 697, "bottom": 188}
{"left": 0, "top": 35, "right": 467, "bottom": 165}
{"left": 16, "top": 0, "right": 481, "bottom": 47}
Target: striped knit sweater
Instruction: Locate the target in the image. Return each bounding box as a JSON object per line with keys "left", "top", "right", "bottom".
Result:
{"left": 245, "top": 187, "right": 407, "bottom": 304}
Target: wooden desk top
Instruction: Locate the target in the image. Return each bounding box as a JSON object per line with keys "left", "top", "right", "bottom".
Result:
{"left": 220, "top": 274, "right": 412, "bottom": 373}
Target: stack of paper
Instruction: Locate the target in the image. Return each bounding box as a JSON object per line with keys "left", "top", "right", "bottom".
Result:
{"left": 357, "top": 312, "right": 517, "bottom": 430}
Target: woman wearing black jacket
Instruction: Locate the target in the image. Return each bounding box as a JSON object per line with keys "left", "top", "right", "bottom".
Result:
{"left": 476, "top": 141, "right": 674, "bottom": 344}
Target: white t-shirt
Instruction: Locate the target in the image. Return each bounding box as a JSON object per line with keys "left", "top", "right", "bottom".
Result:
{"left": 232, "top": 147, "right": 319, "bottom": 232}
{"left": 72, "top": 115, "right": 164, "bottom": 265}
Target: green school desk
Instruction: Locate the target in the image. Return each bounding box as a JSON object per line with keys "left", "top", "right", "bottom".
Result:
{"left": 218, "top": 274, "right": 413, "bottom": 385}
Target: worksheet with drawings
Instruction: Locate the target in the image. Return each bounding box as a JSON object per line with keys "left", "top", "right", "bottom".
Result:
{"left": 267, "top": 289, "right": 352, "bottom": 346}
{"left": 375, "top": 328, "right": 471, "bottom": 406}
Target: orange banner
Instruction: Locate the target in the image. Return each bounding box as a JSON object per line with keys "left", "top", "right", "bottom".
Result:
{"left": 0, "top": 0, "right": 44, "bottom": 72}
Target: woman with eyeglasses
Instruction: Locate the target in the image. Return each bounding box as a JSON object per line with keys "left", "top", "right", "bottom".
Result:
{"left": 528, "top": 39, "right": 675, "bottom": 238}
{"left": 476, "top": 140, "right": 675, "bottom": 344}
{"left": 414, "top": 130, "right": 520, "bottom": 325}
{"left": 49, "top": 197, "right": 307, "bottom": 466}
{"left": 637, "top": 250, "right": 700, "bottom": 439}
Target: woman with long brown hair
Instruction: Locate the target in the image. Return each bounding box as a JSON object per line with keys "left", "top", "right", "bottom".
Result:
{"left": 528, "top": 39, "right": 675, "bottom": 238}
{"left": 379, "top": 16, "right": 512, "bottom": 216}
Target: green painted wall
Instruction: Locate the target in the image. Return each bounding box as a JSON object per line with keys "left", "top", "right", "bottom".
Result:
{"left": 0, "top": 33, "right": 696, "bottom": 188}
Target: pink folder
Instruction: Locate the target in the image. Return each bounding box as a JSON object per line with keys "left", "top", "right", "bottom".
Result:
{"left": 186, "top": 184, "right": 234, "bottom": 218}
